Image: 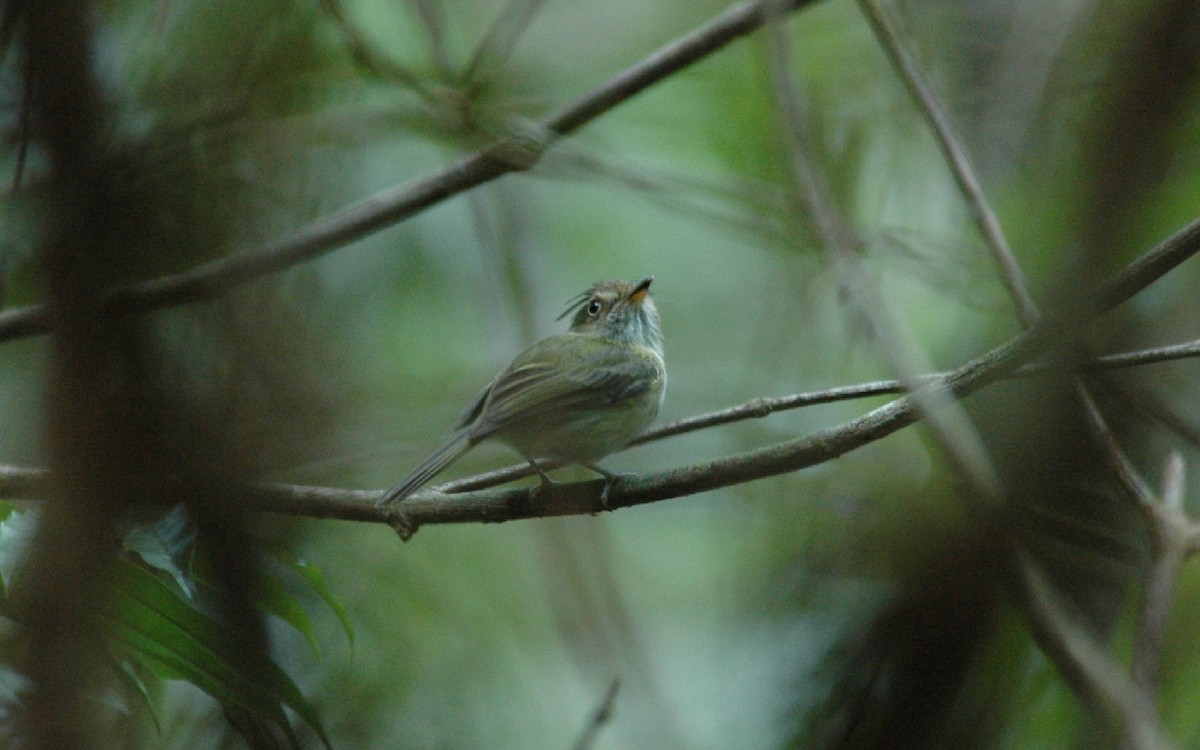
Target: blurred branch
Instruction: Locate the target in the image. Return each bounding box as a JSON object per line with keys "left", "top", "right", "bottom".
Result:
{"left": 1012, "top": 550, "right": 1175, "bottom": 750}
{"left": 463, "top": 0, "right": 549, "bottom": 87}
{"left": 858, "top": 0, "right": 1038, "bottom": 326}
{"left": 1130, "top": 453, "right": 1200, "bottom": 702}
{"left": 570, "top": 679, "right": 620, "bottom": 750}
{"left": 407, "top": 0, "right": 454, "bottom": 80}
{"left": 1104, "top": 376, "right": 1200, "bottom": 452}
{"left": 1075, "top": 383, "right": 1156, "bottom": 504}
{"left": 12, "top": 2, "right": 180, "bottom": 748}
{"left": 0, "top": 0, "right": 823, "bottom": 344}
{"left": 317, "top": 0, "right": 434, "bottom": 98}
{"left": 766, "top": 2, "right": 1005, "bottom": 508}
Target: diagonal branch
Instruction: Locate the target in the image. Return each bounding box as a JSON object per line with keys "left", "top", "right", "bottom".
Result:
{"left": 766, "top": 2, "right": 1004, "bottom": 506}
{"left": 0, "top": 322, "right": 1045, "bottom": 531}
{"left": 858, "top": 0, "right": 1038, "bottom": 326}
{"left": 0, "top": 0, "right": 824, "bottom": 344}
{"left": 1131, "top": 453, "right": 1190, "bottom": 698}
{"left": 1012, "top": 550, "right": 1176, "bottom": 750}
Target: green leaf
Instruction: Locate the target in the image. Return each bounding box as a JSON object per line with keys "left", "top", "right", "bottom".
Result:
{"left": 191, "top": 547, "right": 322, "bottom": 658}
{"left": 121, "top": 517, "right": 194, "bottom": 598}
{"left": 283, "top": 558, "right": 355, "bottom": 653}
{"left": 256, "top": 569, "right": 321, "bottom": 658}
{"left": 106, "top": 559, "right": 332, "bottom": 749}
{"left": 0, "top": 507, "right": 38, "bottom": 599}
{"left": 110, "top": 655, "right": 163, "bottom": 736}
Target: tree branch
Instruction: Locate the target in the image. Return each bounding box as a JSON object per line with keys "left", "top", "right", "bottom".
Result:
{"left": 0, "top": 0, "right": 823, "bottom": 344}
{"left": 1012, "top": 550, "right": 1176, "bottom": 750}
{"left": 4, "top": 328, "right": 1200, "bottom": 526}
{"left": 858, "top": 0, "right": 1039, "bottom": 326}
{"left": 570, "top": 679, "right": 621, "bottom": 750}
{"left": 0, "top": 327, "right": 1059, "bottom": 535}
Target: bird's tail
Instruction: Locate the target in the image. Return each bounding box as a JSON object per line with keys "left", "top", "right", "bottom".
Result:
{"left": 376, "top": 431, "right": 475, "bottom": 506}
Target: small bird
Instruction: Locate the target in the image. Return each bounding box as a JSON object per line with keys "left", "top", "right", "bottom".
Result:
{"left": 376, "top": 276, "right": 666, "bottom": 506}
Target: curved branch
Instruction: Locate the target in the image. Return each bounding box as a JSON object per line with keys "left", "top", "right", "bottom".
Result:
{"left": 246, "top": 333, "right": 1200, "bottom": 502}
{"left": 0, "top": 0, "right": 822, "bottom": 344}
{"left": 0, "top": 327, "right": 1044, "bottom": 530}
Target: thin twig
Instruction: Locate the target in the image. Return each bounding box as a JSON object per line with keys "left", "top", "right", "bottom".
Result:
{"left": 1101, "top": 373, "right": 1200, "bottom": 451}
{"left": 634, "top": 336, "right": 1200, "bottom": 442}
{"left": 1101, "top": 217, "right": 1200, "bottom": 312}
{"left": 858, "top": 0, "right": 1038, "bottom": 326}
{"left": 570, "top": 679, "right": 620, "bottom": 750}
{"left": 463, "top": 0, "right": 549, "bottom": 86}
{"left": 0, "top": 0, "right": 824, "bottom": 344}
{"left": 1130, "top": 453, "right": 1193, "bottom": 700}
{"left": 408, "top": 0, "right": 454, "bottom": 80}
{"left": 767, "top": 2, "right": 1004, "bottom": 503}
{"left": 317, "top": 0, "right": 434, "bottom": 99}
{"left": 1013, "top": 550, "right": 1176, "bottom": 750}
{"left": 1074, "top": 383, "right": 1156, "bottom": 504}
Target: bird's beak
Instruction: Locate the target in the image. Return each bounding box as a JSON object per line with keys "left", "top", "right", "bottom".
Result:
{"left": 629, "top": 275, "right": 653, "bottom": 305}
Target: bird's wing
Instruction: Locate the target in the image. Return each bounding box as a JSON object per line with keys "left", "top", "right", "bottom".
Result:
{"left": 470, "top": 334, "right": 662, "bottom": 439}
{"left": 452, "top": 376, "right": 498, "bottom": 431}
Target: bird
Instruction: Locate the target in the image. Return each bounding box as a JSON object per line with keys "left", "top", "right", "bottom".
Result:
{"left": 376, "top": 276, "right": 665, "bottom": 507}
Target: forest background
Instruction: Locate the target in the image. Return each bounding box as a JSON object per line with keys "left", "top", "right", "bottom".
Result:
{"left": 2, "top": 1, "right": 1200, "bottom": 749}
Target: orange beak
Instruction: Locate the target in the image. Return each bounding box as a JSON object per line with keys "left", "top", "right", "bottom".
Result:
{"left": 629, "top": 275, "right": 653, "bottom": 304}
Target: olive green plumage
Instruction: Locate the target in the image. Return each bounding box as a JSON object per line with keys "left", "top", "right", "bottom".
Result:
{"left": 377, "top": 276, "right": 665, "bottom": 506}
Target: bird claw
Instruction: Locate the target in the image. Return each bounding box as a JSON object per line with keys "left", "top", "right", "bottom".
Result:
{"left": 528, "top": 476, "right": 559, "bottom": 499}
{"left": 598, "top": 472, "right": 634, "bottom": 509}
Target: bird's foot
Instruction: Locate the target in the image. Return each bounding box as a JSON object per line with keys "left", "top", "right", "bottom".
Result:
{"left": 528, "top": 476, "right": 560, "bottom": 500}
{"left": 582, "top": 463, "right": 633, "bottom": 509}
{"left": 598, "top": 472, "right": 637, "bottom": 508}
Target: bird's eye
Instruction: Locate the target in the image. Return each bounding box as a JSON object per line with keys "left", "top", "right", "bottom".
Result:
{"left": 587, "top": 299, "right": 603, "bottom": 317}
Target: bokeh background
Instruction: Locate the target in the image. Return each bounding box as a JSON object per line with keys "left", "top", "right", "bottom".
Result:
{"left": 3, "top": 0, "right": 1200, "bottom": 748}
